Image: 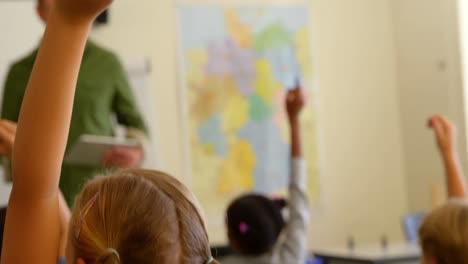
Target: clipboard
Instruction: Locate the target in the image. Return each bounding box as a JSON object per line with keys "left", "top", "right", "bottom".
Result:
{"left": 65, "top": 135, "right": 140, "bottom": 166}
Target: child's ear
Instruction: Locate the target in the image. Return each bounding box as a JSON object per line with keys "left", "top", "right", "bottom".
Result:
{"left": 76, "top": 258, "right": 86, "bottom": 264}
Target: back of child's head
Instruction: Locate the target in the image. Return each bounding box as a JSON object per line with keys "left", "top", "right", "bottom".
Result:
{"left": 419, "top": 199, "right": 468, "bottom": 264}
{"left": 226, "top": 194, "right": 286, "bottom": 256}
{"left": 69, "top": 169, "right": 213, "bottom": 263}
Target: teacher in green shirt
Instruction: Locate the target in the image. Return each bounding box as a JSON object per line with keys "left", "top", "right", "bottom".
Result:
{"left": 1, "top": 0, "right": 148, "bottom": 206}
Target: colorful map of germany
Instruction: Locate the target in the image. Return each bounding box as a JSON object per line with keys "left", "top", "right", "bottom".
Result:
{"left": 179, "top": 6, "right": 320, "bottom": 218}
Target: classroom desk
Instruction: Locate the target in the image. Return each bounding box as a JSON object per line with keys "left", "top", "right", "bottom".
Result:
{"left": 312, "top": 243, "right": 420, "bottom": 264}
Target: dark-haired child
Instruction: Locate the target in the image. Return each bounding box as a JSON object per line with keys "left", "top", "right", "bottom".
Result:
{"left": 221, "top": 85, "right": 310, "bottom": 264}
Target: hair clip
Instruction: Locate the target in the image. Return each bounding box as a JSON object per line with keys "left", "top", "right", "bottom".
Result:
{"left": 205, "top": 256, "right": 214, "bottom": 264}
{"left": 106, "top": 248, "right": 120, "bottom": 261}
{"left": 239, "top": 222, "right": 249, "bottom": 234}
{"left": 75, "top": 192, "right": 100, "bottom": 239}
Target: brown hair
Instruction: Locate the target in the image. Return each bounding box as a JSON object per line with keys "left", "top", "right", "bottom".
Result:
{"left": 419, "top": 199, "right": 468, "bottom": 264}
{"left": 69, "top": 169, "right": 217, "bottom": 263}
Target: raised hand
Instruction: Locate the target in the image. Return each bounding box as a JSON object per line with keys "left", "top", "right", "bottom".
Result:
{"left": 0, "top": 120, "right": 17, "bottom": 159}
{"left": 286, "top": 81, "right": 305, "bottom": 122}
{"left": 54, "top": 0, "right": 113, "bottom": 25}
{"left": 429, "top": 115, "right": 457, "bottom": 155}
{"left": 428, "top": 115, "right": 467, "bottom": 198}
{"left": 286, "top": 81, "right": 305, "bottom": 158}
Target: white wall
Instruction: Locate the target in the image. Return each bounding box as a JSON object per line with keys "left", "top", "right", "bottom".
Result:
{"left": 309, "top": 0, "right": 407, "bottom": 247}
{"left": 391, "top": 0, "right": 468, "bottom": 212}
{"left": 0, "top": 0, "right": 409, "bottom": 247}
{"left": 458, "top": 1, "right": 468, "bottom": 152}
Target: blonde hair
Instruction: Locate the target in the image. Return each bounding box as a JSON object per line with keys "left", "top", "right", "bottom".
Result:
{"left": 419, "top": 199, "right": 468, "bottom": 264}
{"left": 69, "top": 169, "right": 216, "bottom": 263}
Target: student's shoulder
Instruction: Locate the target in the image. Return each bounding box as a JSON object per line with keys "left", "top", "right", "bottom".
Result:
{"left": 87, "top": 40, "right": 123, "bottom": 67}
{"left": 7, "top": 49, "right": 38, "bottom": 76}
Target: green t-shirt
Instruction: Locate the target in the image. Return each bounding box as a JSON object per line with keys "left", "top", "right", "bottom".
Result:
{"left": 2, "top": 40, "right": 147, "bottom": 206}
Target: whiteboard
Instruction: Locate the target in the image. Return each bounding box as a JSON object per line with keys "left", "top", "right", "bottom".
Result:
{"left": 122, "top": 57, "right": 160, "bottom": 170}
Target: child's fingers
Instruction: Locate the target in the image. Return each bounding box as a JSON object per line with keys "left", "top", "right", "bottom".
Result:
{"left": 286, "top": 91, "right": 295, "bottom": 102}
{"left": 428, "top": 115, "right": 445, "bottom": 129}
{"left": 438, "top": 116, "right": 454, "bottom": 133}
{"left": 428, "top": 116, "right": 435, "bottom": 128}
{"left": 0, "top": 122, "right": 15, "bottom": 137}
{"left": 0, "top": 124, "right": 14, "bottom": 142}
{"left": 431, "top": 119, "right": 446, "bottom": 140}
{"left": 0, "top": 126, "right": 14, "bottom": 156}
{"left": 294, "top": 87, "right": 301, "bottom": 98}
{"left": 0, "top": 120, "right": 17, "bottom": 134}
{"left": 296, "top": 89, "right": 305, "bottom": 105}
{"left": 428, "top": 116, "right": 439, "bottom": 130}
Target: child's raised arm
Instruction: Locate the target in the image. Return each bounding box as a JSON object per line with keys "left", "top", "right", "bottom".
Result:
{"left": 429, "top": 115, "right": 468, "bottom": 199}
{"left": 2, "top": 1, "right": 112, "bottom": 263}
{"left": 278, "top": 83, "right": 310, "bottom": 264}
{"left": 286, "top": 85, "right": 304, "bottom": 158}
